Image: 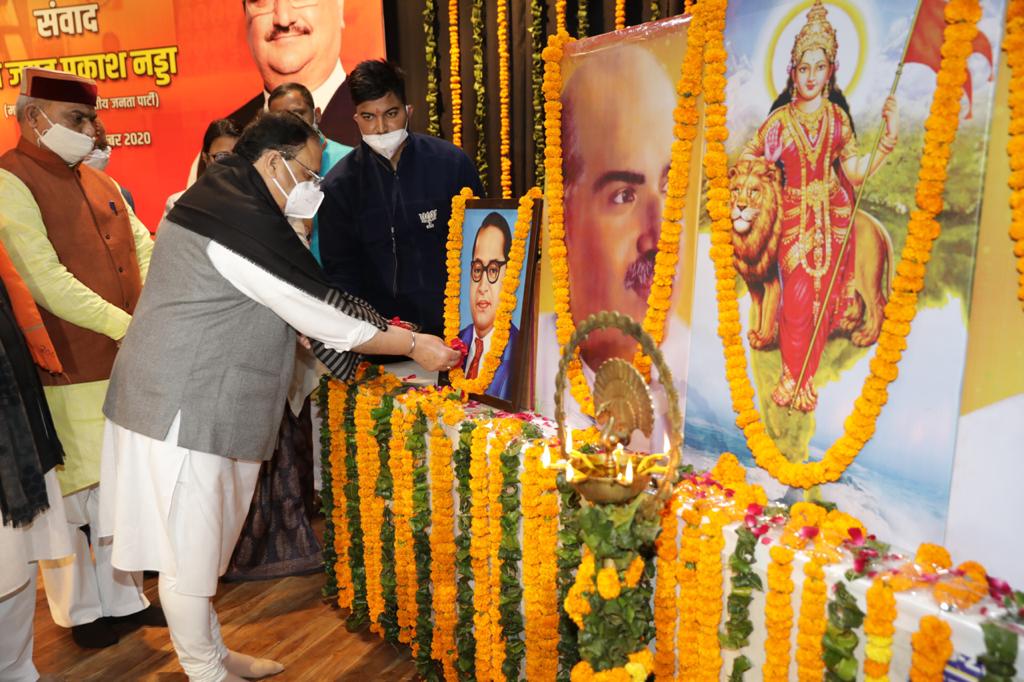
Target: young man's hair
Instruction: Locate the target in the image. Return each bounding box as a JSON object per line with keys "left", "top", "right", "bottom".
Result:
{"left": 202, "top": 118, "right": 240, "bottom": 154}
{"left": 233, "top": 111, "right": 317, "bottom": 162}
{"left": 473, "top": 212, "right": 512, "bottom": 261}
{"left": 348, "top": 59, "right": 407, "bottom": 106}
{"left": 267, "top": 82, "right": 315, "bottom": 114}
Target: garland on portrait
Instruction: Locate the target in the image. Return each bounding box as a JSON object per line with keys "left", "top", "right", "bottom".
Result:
{"left": 702, "top": 0, "right": 984, "bottom": 488}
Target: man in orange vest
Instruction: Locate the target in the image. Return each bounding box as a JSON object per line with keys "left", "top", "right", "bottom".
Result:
{"left": 0, "top": 68, "right": 163, "bottom": 648}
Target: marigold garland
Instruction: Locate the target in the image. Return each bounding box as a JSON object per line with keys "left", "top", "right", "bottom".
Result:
{"left": 864, "top": 578, "right": 897, "bottom": 682}
{"left": 496, "top": 0, "right": 512, "bottom": 198}
{"left": 632, "top": 0, "right": 706, "bottom": 377}
{"left": 677, "top": 508, "right": 701, "bottom": 675}
{"left": 653, "top": 497, "right": 679, "bottom": 679}
{"left": 469, "top": 422, "right": 495, "bottom": 680}
{"left": 763, "top": 545, "right": 795, "bottom": 682}
{"left": 488, "top": 420, "right": 521, "bottom": 677}
{"left": 555, "top": 0, "right": 566, "bottom": 34}
{"left": 445, "top": 188, "right": 542, "bottom": 395}
{"left": 328, "top": 380, "right": 353, "bottom": 608}
{"left": 355, "top": 380, "right": 386, "bottom": 634}
{"left": 523, "top": 442, "right": 560, "bottom": 682}
{"left": 448, "top": 0, "right": 462, "bottom": 147}
{"left": 429, "top": 397, "right": 463, "bottom": 680}
{"left": 794, "top": 557, "right": 828, "bottom": 681}
{"left": 696, "top": 512, "right": 726, "bottom": 680}
{"left": 614, "top": 0, "right": 626, "bottom": 30}
{"left": 704, "top": 0, "right": 983, "bottom": 488}
{"left": 910, "top": 615, "right": 953, "bottom": 681}
{"left": 388, "top": 397, "right": 417, "bottom": 643}
{"left": 1007, "top": 0, "right": 1024, "bottom": 306}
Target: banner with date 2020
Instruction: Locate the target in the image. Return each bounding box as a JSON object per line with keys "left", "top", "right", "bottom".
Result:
{"left": 682, "top": 0, "right": 1006, "bottom": 550}
{"left": 0, "top": 0, "right": 384, "bottom": 228}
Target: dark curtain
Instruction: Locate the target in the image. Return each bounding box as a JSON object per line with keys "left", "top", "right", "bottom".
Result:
{"left": 381, "top": 0, "right": 692, "bottom": 198}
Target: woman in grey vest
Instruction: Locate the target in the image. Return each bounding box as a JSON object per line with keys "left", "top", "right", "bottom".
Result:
{"left": 97, "top": 112, "right": 460, "bottom": 682}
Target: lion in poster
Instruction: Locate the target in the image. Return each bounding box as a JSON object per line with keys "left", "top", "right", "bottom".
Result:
{"left": 730, "top": 156, "right": 893, "bottom": 353}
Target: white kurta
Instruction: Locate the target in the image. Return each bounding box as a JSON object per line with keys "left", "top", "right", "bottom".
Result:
{"left": 0, "top": 470, "right": 72, "bottom": 598}
{"left": 99, "top": 241, "right": 379, "bottom": 597}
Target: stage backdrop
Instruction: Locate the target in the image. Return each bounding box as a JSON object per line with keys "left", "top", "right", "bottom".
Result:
{"left": 0, "top": 0, "right": 384, "bottom": 229}
{"left": 682, "top": 0, "right": 1006, "bottom": 550}
{"left": 532, "top": 16, "right": 702, "bottom": 453}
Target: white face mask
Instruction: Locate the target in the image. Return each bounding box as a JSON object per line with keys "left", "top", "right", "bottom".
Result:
{"left": 271, "top": 157, "right": 324, "bottom": 220}
{"left": 363, "top": 125, "right": 408, "bottom": 160}
{"left": 35, "top": 110, "right": 95, "bottom": 166}
{"left": 82, "top": 146, "right": 111, "bottom": 171}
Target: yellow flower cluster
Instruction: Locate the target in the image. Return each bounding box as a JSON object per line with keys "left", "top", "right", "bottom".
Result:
{"left": 468, "top": 421, "right": 494, "bottom": 679}
{"left": 570, "top": 649, "right": 653, "bottom": 682}
{"left": 704, "top": 0, "right": 983, "bottom": 488}
{"left": 354, "top": 372, "right": 400, "bottom": 634}
{"left": 676, "top": 508, "right": 701, "bottom": 674}
{"left": 763, "top": 545, "right": 795, "bottom": 682}
{"left": 565, "top": 548, "right": 595, "bottom": 628}
{"left": 1008, "top": 0, "right": 1024, "bottom": 306}
{"left": 795, "top": 557, "right": 827, "bottom": 680}
{"left": 934, "top": 560, "right": 988, "bottom": 610}
{"left": 915, "top": 542, "right": 952, "bottom": 573}
{"left": 614, "top": 0, "right": 626, "bottom": 30}
{"left": 448, "top": 0, "right": 462, "bottom": 147}
{"left": 496, "top": 0, "right": 512, "bottom": 199}
{"left": 541, "top": 30, "right": 593, "bottom": 416}
{"left": 653, "top": 497, "right": 679, "bottom": 679}
{"left": 427, "top": 395, "right": 463, "bottom": 680}
{"left": 696, "top": 512, "right": 726, "bottom": 680}
{"left": 444, "top": 187, "right": 475, "bottom": 360}
{"left": 596, "top": 565, "right": 621, "bottom": 600}
{"left": 388, "top": 395, "right": 418, "bottom": 644}
{"left": 446, "top": 188, "right": 542, "bottom": 395}
{"left": 327, "top": 380, "right": 353, "bottom": 610}
{"left": 522, "top": 442, "right": 560, "bottom": 682}
{"left": 909, "top": 615, "right": 953, "bottom": 681}
{"left": 555, "top": 0, "right": 566, "bottom": 34}
{"left": 864, "top": 578, "right": 897, "bottom": 682}
{"left": 709, "top": 451, "right": 744, "bottom": 485}
{"left": 632, "top": 0, "right": 705, "bottom": 378}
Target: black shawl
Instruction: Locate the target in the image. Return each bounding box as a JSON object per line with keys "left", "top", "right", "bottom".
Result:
{"left": 167, "top": 156, "right": 388, "bottom": 378}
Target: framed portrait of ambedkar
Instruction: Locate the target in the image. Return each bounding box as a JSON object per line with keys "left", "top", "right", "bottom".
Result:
{"left": 442, "top": 197, "right": 542, "bottom": 411}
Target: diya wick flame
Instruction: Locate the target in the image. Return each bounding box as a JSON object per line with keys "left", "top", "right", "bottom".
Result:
{"left": 541, "top": 444, "right": 568, "bottom": 470}
{"left": 620, "top": 458, "right": 634, "bottom": 485}
{"left": 565, "top": 462, "right": 576, "bottom": 482}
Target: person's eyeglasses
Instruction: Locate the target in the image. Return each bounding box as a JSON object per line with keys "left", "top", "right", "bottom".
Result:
{"left": 470, "top": 259, "right": 507, "bottom": 284}
{"left": 245, "top": 0, "right": 319, "bottom": 17}
{"left": 210, "top": 151, "right": 232, "bottom": 163}
{"left": 288, "top": 157, "right": 323, "bottom": 187}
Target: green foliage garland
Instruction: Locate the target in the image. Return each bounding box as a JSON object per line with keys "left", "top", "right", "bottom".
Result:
{"left": 318, "top": 377, "right": 338, "bottom": 599}
{"left": 471, "top": 0, "right": 489, "bottom": 194}
{"left": 823, "top": 581, "right": 865, "bottom": 682}
{"left": 556, "top": 475, "right": 582, "bottom": 681}
{"left": 409, "top": 409, "right": 436, "bottom": 676}
{"left": 453, "top": 422, "right": 477, "bottom": 680}
{"left": 530, "top": 0, "right": 547, "bottom": 188}
{"left": 577, "top": 0, "right": 589, "bottom": 37}
{"left": 650, "top": 1, "right": 661, "bottom": 21}
{"left": 978, "top": 590, "right": 1023, "bottom": 681}
{"left": 372, "top": 393, "right": 400, "bottom": 642}
{"left": 344, "top": 366, "right": 380, "bottom": 630}
{"left": 424, "top": 0, "right": 442, "bottom": 137}
{"left": 575, "top": 495, "right": 659, "bottom": 672}
{"left": 719, "top": 526, "right": 763, "bottom": 652}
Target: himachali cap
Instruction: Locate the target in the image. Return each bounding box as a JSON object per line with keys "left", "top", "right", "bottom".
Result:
{"left": 20, "top": 67, "right": 97, "bottom": 107}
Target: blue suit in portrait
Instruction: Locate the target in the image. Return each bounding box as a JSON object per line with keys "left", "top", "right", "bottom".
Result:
{"left": 459, "top": 323, "right": 519, "bottom": 401}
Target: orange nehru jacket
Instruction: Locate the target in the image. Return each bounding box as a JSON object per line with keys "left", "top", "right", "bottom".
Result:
{"left": 0, "top": 137, "right": 144, "bottom": 385}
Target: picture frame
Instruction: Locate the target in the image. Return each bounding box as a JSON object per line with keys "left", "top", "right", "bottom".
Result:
{"left": 441, "top": 197, "right": 543, "bottom": 412}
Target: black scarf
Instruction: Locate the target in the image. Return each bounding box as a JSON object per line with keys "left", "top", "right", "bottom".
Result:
{"left": 0, "top": 282, "right": 63, "bottom": 527}
{"left": 167, "top": 156, "right": 387, "bottom": 379}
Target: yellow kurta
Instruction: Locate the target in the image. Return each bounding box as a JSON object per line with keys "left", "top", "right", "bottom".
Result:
{"left": 0, "top": 169, "right": 152, "bottom": 495}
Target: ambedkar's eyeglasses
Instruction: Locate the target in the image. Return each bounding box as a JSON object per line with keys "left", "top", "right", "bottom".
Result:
{"left": 245, "top": 0, "right": 320, "bottom": 17}
{"left": 470, "top": 259, "right": 507, "bottom": 284}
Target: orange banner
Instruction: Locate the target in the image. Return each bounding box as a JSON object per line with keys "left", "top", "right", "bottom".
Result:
{"left": 0, "top": 0, "right": 384, "bottom": 228}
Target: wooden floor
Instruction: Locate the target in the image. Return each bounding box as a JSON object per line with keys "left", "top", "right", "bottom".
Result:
{"left": 32, "top": 556, "right": 418, "bottom": 680}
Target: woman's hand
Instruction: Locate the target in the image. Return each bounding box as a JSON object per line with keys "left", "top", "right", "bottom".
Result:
{"left": 881, "top": 96, "right": 899, "bottom": 147}
{"left": 410, "top": 334, "right": 463, "bottom": 372}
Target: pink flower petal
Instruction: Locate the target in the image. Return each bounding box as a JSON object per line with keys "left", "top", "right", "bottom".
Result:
{"left": 747, "top": 503, "right": 764, "bottom": 516}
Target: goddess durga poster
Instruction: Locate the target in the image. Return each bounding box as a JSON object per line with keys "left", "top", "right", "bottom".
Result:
{"left": 683, "top": 0, "right": 1004, "bottom": 548}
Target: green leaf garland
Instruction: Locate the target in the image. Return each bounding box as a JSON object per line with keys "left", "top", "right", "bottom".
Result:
{"left": 556, "top": 475, "right": 582, "bottom": 682}
{"left": 719, "top": 526, "right": 763, "bottom": 652}
{"left": 318, "top": 377, "right": 338, "bottom": 599}
{"left": 471, "top": 0, "right": 488, "bottom": 194}
{"left": 424, "top": 0, "right": 442, "bottom": 137}
{"left": 823, "top": 581, "right": 865, "bottom": 682}
{"left": 577, "top": 0, "right": 589, "bottom": 37}
{"left": 372, "top": 393, "right": 400, "bottom": 642}
{"left": 530, "top": 0, "right": 547, "bottom": 188}
{"left": 454, "top": 422, "right": 477, "bottom": 680}
{"left": 409, "top": 409, "right": 436, "bottom": 676}
{"left": 499, "top": 437, "right": 526, "bottom": 679}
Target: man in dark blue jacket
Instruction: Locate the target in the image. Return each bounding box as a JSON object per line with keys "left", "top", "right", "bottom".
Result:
{"left": 317, "top": 60, "right": 483, "bottom": 337}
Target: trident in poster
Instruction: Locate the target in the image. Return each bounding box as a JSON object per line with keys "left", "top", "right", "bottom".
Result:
{"left": 788, "top": 0, "right": 926, "bottom": 415}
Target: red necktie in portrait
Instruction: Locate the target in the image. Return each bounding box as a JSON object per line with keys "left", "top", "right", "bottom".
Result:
{"left": 466, "top": 338, "right": 484, "bottom": 379}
